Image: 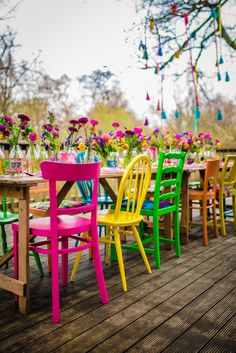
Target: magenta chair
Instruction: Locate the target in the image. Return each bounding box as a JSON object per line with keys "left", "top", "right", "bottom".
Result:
{"left": 12, "top": 160, "right": 108, "bottom": 324}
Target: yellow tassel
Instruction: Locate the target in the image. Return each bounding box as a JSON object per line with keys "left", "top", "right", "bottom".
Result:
{"left": 149, "top": 18, "right": 155, "bottom": 31}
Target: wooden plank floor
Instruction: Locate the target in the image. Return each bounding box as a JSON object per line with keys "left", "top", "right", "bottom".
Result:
{"left": 0, "top": 224, "right": 236, "bottom": 353}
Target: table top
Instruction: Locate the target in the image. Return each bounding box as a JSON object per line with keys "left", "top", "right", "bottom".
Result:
{"left": 0, "top": 175, "right": 42, "bottom": 186}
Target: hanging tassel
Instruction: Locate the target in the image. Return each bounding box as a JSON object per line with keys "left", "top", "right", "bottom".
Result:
{"left": 143, "top": 49, "right": 148, "bottom": 60}
{"left": 219, "top": 55, "right": 224, "bottom": 64}
{"left": 144, "top": 117, "right": 149, "bottom": 126}
{"left": 154, "top": 66, "right": 158, "bottom": 74}
{"left": 217, "top": 72, "right": 221, "bottom": 81}
{"left": 149, "top": 18, "right": 155, "bottom": 31}
{"left": 145, "top": 62, "right": 149, "bottom": 69}
{"left": 190, "top": 31, "right": 196, "bottom": 40}
{"left": 174, "top": 50, "right": 180, "bottom": 59}
{"left": 194, "top": 106, "right": 201, "bottom": 119}
{"left": 157, "top": 100, "right": 161, "bottom": 111}
{"left": 161, "top": 111, "right": 167, "bottom": 120}
{"left": 225, "top": 71, "right": 230, "bottom": 82}
{"left": 183, "top": 13, "right": 188, "bottom": 25}
{"left": 146, "top": 92, "right": 150, "bottom": 101}
{"left": 157, "top": 47, "right": 163, "bottom": 56}
{"left": 175, "top": 110, "right": 180, "bottom": 118}
{"left": 216, "top": 110, "right": 223, "bottom": 121}
{"left": 171, "top": 4, "right": 177, "bottom": 15}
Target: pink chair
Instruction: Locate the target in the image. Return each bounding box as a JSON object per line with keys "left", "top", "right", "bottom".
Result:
{"left": 12, "top": 160, "right": 108, "bottom": 323}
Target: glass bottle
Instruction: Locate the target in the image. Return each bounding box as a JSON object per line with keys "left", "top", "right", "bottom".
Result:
{"left": 9, "top": 145, "right": 23, "bottom": 176}
{"left": 0, "top": 146, "right": 5, "bottom": 176}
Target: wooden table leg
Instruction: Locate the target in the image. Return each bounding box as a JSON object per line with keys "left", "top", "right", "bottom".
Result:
{"left": 180, "top": 171, "right": 190, "bottom": 245}
{"left": 18, "top": 188, "right": 30, "bottom": 314}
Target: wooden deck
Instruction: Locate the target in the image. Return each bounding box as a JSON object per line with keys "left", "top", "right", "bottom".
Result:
{"left": 0, "top": 224, "right": 236, "bottom": 353}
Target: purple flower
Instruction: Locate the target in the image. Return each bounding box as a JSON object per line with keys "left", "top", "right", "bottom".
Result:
{"left": 78, "top": 117, "right": 88, "bottom": 125}
{"left": 0, "top": 124, "right": 6, "bottom": 131}
{"left": 187, "top": 138, "right": 193, "bottom": 145}
{"left": 29, "top": 132, "right": 37, "bottom": 142}
{"left": 90, "top": 119, "right": 99, "bottom": 126}
{"left": 69, "top": 119, "right": 78, "bottom": 124}
{"left": 153, "top": 128, "right": 160, "bottom": 134}
{"left": 43, "top": 124, "right": 53, "bottom": 133}
{"left": 18, "top": 114, "right": 30, "bottom": 121}
{"left": 112, "top": 122, "right": 120, "bottom": 128}
{"left": 3, "top": 130, "right": 10, "bottom": 137}
{"left": 4, "top": 115, "right": 13, "bottom": 126}
{"left": 125, "top": 130, "right": 135, "bottom": 137}
{"left": 53, "top": 132, "right": 59, "bottom": 138}
{"left": 68, "top": 126, "right": 78, "bottom": 132}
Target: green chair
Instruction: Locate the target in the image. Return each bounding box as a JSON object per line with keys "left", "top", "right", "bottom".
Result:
{"left": 122, "top": 151, "right": 186, "bottom": 269}
{"left": 0, "top": 196, "right": 44, "bottom": 276}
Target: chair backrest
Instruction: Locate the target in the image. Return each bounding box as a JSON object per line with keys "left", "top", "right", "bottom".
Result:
{"left": 40, "top": 161, "right": 101, "bottom": 233}
{"left": 220, "top": 155, "right": 236, "bottom": 189}
{"left": 76, "top": 152, "right": 108, "bottom": 202}
{"left": 115, "top": 155, "right": 152, "bottom": 219}
{"left": 153, "top": 151, "right": 186, "bottom": 212}
{"left": 203, "top": 158, "right": 220, "bottom": 196}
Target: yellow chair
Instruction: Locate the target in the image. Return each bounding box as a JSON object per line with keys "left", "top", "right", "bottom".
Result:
{"left": 71, "top": 155, "right": 152, "bottom": 291}
{"left": 218, "top": 155, "right": 236, "bottom": 236}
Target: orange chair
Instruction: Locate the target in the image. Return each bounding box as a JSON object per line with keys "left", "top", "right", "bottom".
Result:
{"left": 189, "top": 158, "right": 220, "bottom": 245}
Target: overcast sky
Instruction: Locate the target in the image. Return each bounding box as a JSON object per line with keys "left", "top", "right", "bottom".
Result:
{"left": 2, "top": 0, "right": 236, "bottom": 123}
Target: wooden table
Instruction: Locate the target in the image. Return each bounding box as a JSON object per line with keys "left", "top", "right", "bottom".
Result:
{"left": 99, "top": 164, "right": 206, "bottom": 245}
{"left": 0, "top": 175, "right": 42, "bottom": 314}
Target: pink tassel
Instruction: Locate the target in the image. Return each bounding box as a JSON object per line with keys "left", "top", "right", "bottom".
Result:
{"left": 146, "top": 92, "right": 150, "bottom": 101}
{"left": 157, "top": 100, "right": 160, "bottom": 111}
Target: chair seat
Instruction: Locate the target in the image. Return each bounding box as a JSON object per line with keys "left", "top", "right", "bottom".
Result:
{"left": 12, "top": 215, "right": 92, "bottom": 237}
{"left": 82, "top": 209, "right": 143, "bottom": 227}
{"left": 141, "top": 200, "right": 172, "bottom": 210}
{"left": 0, "top": 212, "right": 19, "bottom": 225}
{"left": 189, "top": 189, "right": 215, "bottom": 201}
{"left": 30, "top": 199, "right": 84, "bottom": 211}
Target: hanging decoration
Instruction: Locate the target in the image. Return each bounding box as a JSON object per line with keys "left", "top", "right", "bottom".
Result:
{"left": 144, "top": 117, "right": 149, "bottom": 126}
{"left": 225, "top": 71, "right": 230, "bottom": 82}
{"left": 216, "top": 109, "right": 223, "bottom": 121}
{"left": 156, "top": 99, "right": 161, "bottom": 112}
{"left": 212, "top": 7, "right": 221, "bottom": 81}
{"left": 218, "top": 4, "right": 224, "bottom": 65}
{"left": 175, "top": 109, "right": 180, "bottom": 119}
{"left": 183, "top": 13, "right": 200, "bottom": 133}
{"left": 146, "top": 92, "right": 150, "bottom": 100}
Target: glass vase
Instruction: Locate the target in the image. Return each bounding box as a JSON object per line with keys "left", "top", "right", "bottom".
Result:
{"left": 9, "top": 145, "right": 23, "bottom": 176}
{"left": 0, "top": 146, "right": 5, "bottom": 176}
{"left": 26, "top": 144, "right": 39, "bottom": 175}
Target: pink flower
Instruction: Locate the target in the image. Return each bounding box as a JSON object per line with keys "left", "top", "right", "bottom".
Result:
{"left": 29, "top": 133, "right": 37, "bottom": 142}
{"left": 69, "top": 119, "right": 78, "bottom": 124}
{"left": 134, "top": 127, "right": 142, "bottom": 135}
{"left": 0, "top": 124, "right": 6, "bottom": 131}
{"left": 90, "top": 119, "right": 99, "bottom": 126}
{"left": 101, "top": 134, "right": 109, "bottom": 142}
{"left": 116, "top": 130, "right": 124, "bottom": 138}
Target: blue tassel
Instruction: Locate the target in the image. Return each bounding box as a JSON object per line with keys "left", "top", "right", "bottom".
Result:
{"left": 194, "top": 106, "right": 201, "bottom": 119}
{"left": 225, "top": 71, "right": 230, "bottom": 82}
{"left": 190, "top": 32, "right": 196, "bottom": 40}
{"left": 157, "top": 47, "right": 163, "bottom": 56}
{"left": 217, "top": 110, "right": 223, "bottom": 121}
{"left": 161, "top": 111, "right": 167, "bottom": 120}
{"left": 175, "top": 110, "right": 180, "bottom": 118}
{"left": 219, "top": 55, "right": 224, "bottom": 64}
{"left": 217, "top": 72, "right": 221, "bottom": 81}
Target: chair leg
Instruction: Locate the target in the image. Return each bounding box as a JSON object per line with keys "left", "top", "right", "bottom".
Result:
{"left": 1, "top": 225, "right": 8, "bottom": 254}
{"left": 132, "top": 225, "right": 152, "bottom": 273}
{"left": 219, "top": 191, "right": 226, "bottom": 236}
{"left": 152, "top": 215, "right": 161, "bottom": 269}
{"left": 113, "top": 228, "right": 127, "bottom": 292}
{"left": 91, "top": 233, "right": 109, "bottom": 304}
{"left": 70, "top": 251, "right": 82, "bottom": 282}
{"left": 174, "top": 210, "right": 181, "bottom": 258}
{"left": 51, "top": 238, "right": 60, "bottom": 324}
{"left": 233, "top": 195, "right": 236, "bottom": 230}
{"left": 62, "top": 237, "right": 68, "bottom": 287}
{"left": 202, "top": 201, "right": 208, "bottom": 246}
{"left": 32, "top": 252, "right": 44, "bottom": 278}
{"left": 13, "top": 230, "right": 19, "bottom": 302}
{"left": 212, "top": 201, "right": 219, "bottom": 238}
